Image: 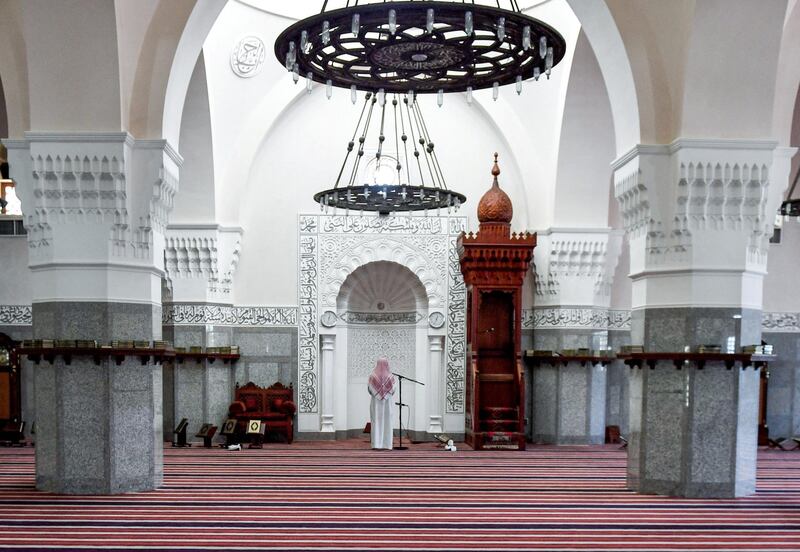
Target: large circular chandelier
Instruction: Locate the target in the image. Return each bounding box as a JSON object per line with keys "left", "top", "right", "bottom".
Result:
{"left": 275, "top": 1, "right": 567, "bottom": 98}
{"left": 275, "top": 1, "right": 566, "bottom": 214}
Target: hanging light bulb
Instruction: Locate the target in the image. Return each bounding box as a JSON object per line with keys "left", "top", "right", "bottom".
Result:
{"left": 426, "top": 8, "right": 434, "bottom": 33}
{"left": 493, "top": 81, "right": 499, "bottom": 101}
{"left": 515, "top": 75, "right": 523, "bottom": 95}
{"left": 465, "top": 11, "right": 473, "bottom": 35}
{"left": 326, "top": 79, "right": 333, "bottom": 99}
{"left": 322, "top": 21, "right": 330, "bottom": 45}
{"left": 288, "top": 41, "right": 296, "bottom": 64}
{"left": 408, "top": 89, "right": 415, "bottom": 104}
{"left": 351, "top": 85, "right": 357, "bottom": 104}
{"left": 437, "top": 88, "right": 444, "bottom": 107}
{"left": 378, "top": 88, "right": 386, "bottom": 106}
{"left": 539, "top": 36, "right": 547, "bottom": 59}
{"left": 522, "top": 26, "right": 531, "bottom": 50}
{"left": 292, "top": 63, "right": 299, "bottom": 84}
{"left": 546, "top": 46, "right": 554, "bottom": 77}
{"left": 306, "top": 72, "right": 313, "bottom": 93}
{"left": 388, "top": 9, "right": 397, "bottom": 35}
{"left": 533, "top": 66, "right": 541, "bottom": 81}
{"left": 300, "top": 30, "right": 308, "bottom": 52}
{"left": 497, "top": 17, "right": 506, "bottom": 41}
{"left": 351, "top": 13, "right": 360, "bottom": 35}
{"left": 466, "top": 86, "right": 473, "bottom": 105}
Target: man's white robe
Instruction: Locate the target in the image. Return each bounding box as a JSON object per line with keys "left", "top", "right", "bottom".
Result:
{"left": 368, "top": 384, "right": 394, "bottom": 449}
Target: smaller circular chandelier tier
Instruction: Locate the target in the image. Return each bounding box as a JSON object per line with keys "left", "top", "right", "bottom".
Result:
{"left": 314, "top": 184, "right": 466, "bottom": 214}
{"left": 314, "top": 91, "right": 466, "bottom": 215}
{"left": 275, "top": 1, "right": 567, "bottom": 94}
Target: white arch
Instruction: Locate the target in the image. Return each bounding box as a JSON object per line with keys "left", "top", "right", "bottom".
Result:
{"left": 162, "top": 0, "right": 227, "bottom": 149}
{"left": 566, "top": 0, "right": 640, "bottom": 153}
{"left": 773, "top": 1, "right": 800, "bottom": 146}
{"left": 337, "top": 260, "right": 429, "bottom": 314}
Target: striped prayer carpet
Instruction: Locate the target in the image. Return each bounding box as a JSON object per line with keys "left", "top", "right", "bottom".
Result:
{"left": 0, "top": 441, "right": 799, "bottom": 551}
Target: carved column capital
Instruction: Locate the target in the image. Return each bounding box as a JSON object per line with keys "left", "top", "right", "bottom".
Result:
{"left": 612, "top": 139, "right": 796, "bottom": 310}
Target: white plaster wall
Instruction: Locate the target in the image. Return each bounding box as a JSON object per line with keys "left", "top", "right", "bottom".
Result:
{"left": 763, "top": 221, "right": 800, "bottom": 313}
{"left": 679, "top": 0, "right": 785, "bottom": 140}
{"left": 23, "top": 0, "right": 121, "bottom": 132}
{"left": 172, "top": 54, "right": 216, "bottom": 223}
{"left": 0, "top": 237, "right": 31, "bottom": 305}
{"left": 552, "top": 31, "right": 615, "bottom": 228}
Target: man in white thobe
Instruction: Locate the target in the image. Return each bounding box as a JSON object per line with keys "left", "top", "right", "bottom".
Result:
{"left": 367, "top": 357, "right": 395, "bottom": 450}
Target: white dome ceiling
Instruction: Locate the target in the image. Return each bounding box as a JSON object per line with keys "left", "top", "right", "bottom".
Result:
{"left": 337, "top": 261, "right": 427, "bottom": 312}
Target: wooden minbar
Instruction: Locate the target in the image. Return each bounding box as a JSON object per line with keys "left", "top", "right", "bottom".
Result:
{"left": 459, "top": 154, "right": 535, "bottom": 450}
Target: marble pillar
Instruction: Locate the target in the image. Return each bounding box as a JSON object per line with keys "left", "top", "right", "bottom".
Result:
{"left": 7, "top": 133, "right": 180, "bottom": 494}
{"left": 33, "top": 302, "right": 164, "bottom": 494}
{"left": 613, "top": 139, "right": 795, "bottom": 498}
{"left": 763, "top": 329, "right": 800, "bottom": 440}
{"left": 531, "top": 360, "right": 607, "bottom": 444}
{"left": 427, "top": 335, "right": 444, "bottom": 434}
{"left": 320, "top": 333, "right": 335, "bottom": 432}
{"left": 627, "top": 360, "right": 760, "bottom": 497}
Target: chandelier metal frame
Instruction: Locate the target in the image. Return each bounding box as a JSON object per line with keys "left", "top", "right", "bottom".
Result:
{"left": 275, "top": 1, "right": 567, "bottom": 94}
{"left": 313, "top": 91, "right": 466, "bottom": 215}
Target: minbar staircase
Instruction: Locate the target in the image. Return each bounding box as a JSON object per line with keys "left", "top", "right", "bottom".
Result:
{"left": 474, "top": 406, "right": 526, "bottom": 450}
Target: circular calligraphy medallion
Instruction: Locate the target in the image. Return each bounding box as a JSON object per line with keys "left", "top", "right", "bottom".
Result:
{"left": 320, "top": 310, "right": 338, "bottom": 328}
{"left": 230, "top": 36, "right": 266, "bottom": 78}
{"left": 429, "top": 311, "right": 446, "bottom": 329}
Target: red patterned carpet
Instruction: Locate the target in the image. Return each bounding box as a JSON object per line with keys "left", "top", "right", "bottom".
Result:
{"left": 0, "top": 440, "right": 799, "bottom": 551}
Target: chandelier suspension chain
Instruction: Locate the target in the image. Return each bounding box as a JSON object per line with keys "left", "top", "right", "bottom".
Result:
{"left": 393, "top": 97, "right": 402, "bottom": 186}
{"left": 335, "top": 92, "right": 373, "bottom": 188}
{"left": 398, "top": 95, "right": 413, "bottom": 188}
{"left": 408, "top": 99, "right": 438, "bottom": 190}
{"left": 403, "top": 97, "right": 427, "bottom": 188}
{"left": 413, "top": 100, "right": 447, "bottom": 190}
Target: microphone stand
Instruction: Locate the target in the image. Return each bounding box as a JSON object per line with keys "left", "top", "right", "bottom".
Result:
{"left": 392, "top": 372, "right": 424, "bottom": 450}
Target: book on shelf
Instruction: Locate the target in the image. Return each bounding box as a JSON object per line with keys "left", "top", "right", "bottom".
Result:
{"left": 696, "top": 345, "right": 722, "bottom": 354}
{"left": 620, "top": 345, "right": 644, "bottom": 354}
{"left": 111, "top": 340, "right": 134, "bottom": 349}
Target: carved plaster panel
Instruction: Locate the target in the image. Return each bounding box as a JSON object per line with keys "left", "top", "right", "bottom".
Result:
{"left": 299, "top": 214, "right": 466, "bottom": 416}
{"left": 347, "top": 326, "right": 415, "bottom": 378}
{"left": 0, "top": 305, "right": 33, "bottom": 326}
{"left": 762, "top": 312, "right": 800, "bottom": 333}
{"left": 164, "top": 226, "right": 243, "bottom": 302}
{"left": 15, "top": 135, "right": 180, "bottom": 266}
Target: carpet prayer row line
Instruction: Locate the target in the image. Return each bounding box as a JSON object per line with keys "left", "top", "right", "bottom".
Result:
{"left": 0, "top": 442, "right": 798, "bottom": 551}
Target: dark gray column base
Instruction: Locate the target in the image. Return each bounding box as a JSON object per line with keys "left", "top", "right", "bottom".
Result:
{"left": 530, "top": 361, "right": 607, "bottom": 445}
{"left": 34, "top": 356, "right": 163, "bottom": 495}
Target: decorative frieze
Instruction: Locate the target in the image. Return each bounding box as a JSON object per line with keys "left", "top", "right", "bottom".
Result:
{"left": 522, "top": 307, "right": 632, "bottom": 331}
{"left": 163, "top": 304, "right": 297, "bottom": 327}
{"left": 340, "top": 311, "right": 421, "bottom": 325}
{"left": 762, "top": 312, "right": 800, "bottom": 333}
{"left": 0, "top": 305, "right": 32, "bottom": 326}
{"left": 298, "top": 230, "right": 319, "bottom": 413}
{"left": 446, "top": 236, "right": 467, "bottom": 413}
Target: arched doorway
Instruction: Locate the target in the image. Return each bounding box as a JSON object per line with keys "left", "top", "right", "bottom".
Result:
{"left": 324, "top": 260, "right": 443, "bottom": 438}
